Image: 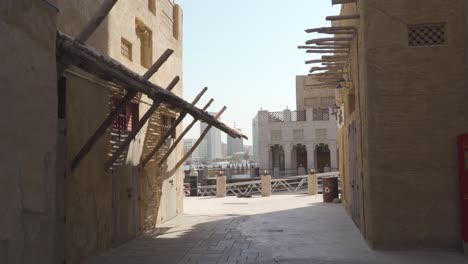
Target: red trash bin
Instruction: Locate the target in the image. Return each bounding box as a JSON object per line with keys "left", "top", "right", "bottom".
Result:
{"left": 322, "top": 176, "right": 339, "bottom": 203}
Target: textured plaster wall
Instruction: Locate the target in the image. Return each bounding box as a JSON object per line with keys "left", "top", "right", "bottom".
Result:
{"left": 0, "top": 1, "right": 58, "bottom": 263}
{"left": 365, "top": 0, "right": 467, "bottom": 250}
{"left": 339, "top": 0, "right": 468, "bottom": 250}
{"left": 296, "top": 75, "right": 336, "bottom": 111}
{"left": 57, "top": 0, "right": 183, "bottom": 263}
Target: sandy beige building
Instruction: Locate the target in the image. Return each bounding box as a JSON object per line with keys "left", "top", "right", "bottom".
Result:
{"left": 55, "top": 1, "right": 184, "bottom": 263}
{"left": 1, "top": 2, "right": 248, "bottom": 263}
{"left": 327, "top": 0, "right": 468, "bottom": 251}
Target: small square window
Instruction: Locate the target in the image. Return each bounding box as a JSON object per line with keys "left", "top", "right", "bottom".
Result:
{"left": 121, "top": 38, "right": 132, "bottom": 61}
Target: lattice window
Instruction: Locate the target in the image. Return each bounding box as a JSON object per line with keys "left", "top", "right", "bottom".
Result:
{"left": 271, "top": 130, "right": 282, "bottom": 141}
{"left": 294, "top": 130, "right": 304, "bottom": 140}
{"left": 113, "top": 98, "right": 139, "bottom": 132}
{"left": 268, "top": 111, "right": 284, "bottom": 122}
{"left": 408, "top": 23, "right": 446, "bottom": 47}
{"left": 313, "top": 108, "right": 330, "bottom": 121}
{"left": 291, "top": 111, "right": 306, "bottom": 122}
{"left": 161, "top": 115, "right": 177, "bottom": 139}
{"left": 121, "top": 38, "right": 132, "bottom": 61}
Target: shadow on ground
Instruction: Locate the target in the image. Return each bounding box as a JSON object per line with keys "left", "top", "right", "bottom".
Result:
{"left": 83, "top": 195, "right": 467, "bottom": 264}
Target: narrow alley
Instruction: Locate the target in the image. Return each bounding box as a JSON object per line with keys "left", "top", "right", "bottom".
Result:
{"left": 84, "top": 194, "right": 467, "bottom": 264}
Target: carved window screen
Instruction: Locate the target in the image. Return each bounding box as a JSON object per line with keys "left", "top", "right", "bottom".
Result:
{"left": 408, "top": 23, "right": 446, "bottom": 47}
{"left": 121, "top": 38, "right": 132, "bottom": 61}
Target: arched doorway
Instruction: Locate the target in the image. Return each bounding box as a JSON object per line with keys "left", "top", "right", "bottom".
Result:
{"left": 292, "top": 144, "right": 308, "bottom": 173}
{"left": 270, "top": 145, "right": 285, "bottom": 171}
{"left": 315, "top": 144, "right": 330, "bottom": 173}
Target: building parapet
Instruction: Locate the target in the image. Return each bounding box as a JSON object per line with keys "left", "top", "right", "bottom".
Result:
{"left": 266, "top": 108, "right": 330, "bottom": 123}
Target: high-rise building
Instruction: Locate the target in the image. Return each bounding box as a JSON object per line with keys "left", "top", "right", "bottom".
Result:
{"left": 200, "top": 112, "right": 222, "bottom": 160}
{"left": 227, "top": 128, "right": 244, "bottom": 156}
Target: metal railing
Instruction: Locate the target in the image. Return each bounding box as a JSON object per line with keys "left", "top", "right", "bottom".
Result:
{"left": 291, "top": 110, "right": 306, "bottom": 122}
{"left": 268, "top": 111, "right": 285, "bottom": 122}
{"left": 187, "top": 171, "right": 340, "bottom": 197}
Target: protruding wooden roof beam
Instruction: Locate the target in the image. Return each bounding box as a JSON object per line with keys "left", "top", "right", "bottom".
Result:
{"left": 326, "top": 14, "right": 360, "bottom": 21}
{"left": 306, "top": 37, "right": 353, "bottom": 45}
{"left": 315, "top": 41, "right": 351, "bottom": 46}
{"left": 168, "top": 106, "right": 226, "bottom": 169}
{"left": 105, "top": 76, "right": 180, "bottom": 170}
{"left": 332, "top": 0, "right": 357, "bottom": 5}
{"left": 70, "top": 48, "right": 174, "bottom": 171}
{"left": 56, "top": 32, "right": 246, "bottom": 140}
{"left": 305, "top": 26, "right": 356, "bottom": 33}
{"left": 306, "top": 49, "right": 349, "bottom": 54}
{"left": 144, "top": 98, "right": 214, "bottom": 167}
{"left": 317, "top": 30, "right": 355, "bottom": 35}
{"left": 141, "top": 88, "right": 209, "bottom": 167}
{"left": 298, "top": 45, "right": 350, "bottom": 50}
{"left": 306, "top": 57, "right": 348, "bottom": 64}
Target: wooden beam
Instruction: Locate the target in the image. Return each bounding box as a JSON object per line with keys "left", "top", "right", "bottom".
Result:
{"left": 315, "top": 41, "right": 351, "bottom": 46}
{"left": 305, "top": 26, "right": 356, "bottom": 33}
{"left": 306, "top": 37, "right": 352, "bottom": 45}
{"left": 170, "top": 107, "right": 226, "bottom": 169}
{"left": 57, "top": 32, "right": 246, "bottom": 140}
{"left": 316, "top": 30, "right": 355, "bottom": 35}
{"left": 140, "top": 87, "right": 208, "bottom": 167}
{"left": 306, "top": 58, "right": 347, "bottom": 64}
{"left": 156, "top": 99, "right": 215, "bottom": 167}
{"left": 298, "top": 45, "right": 350, "bottom": 50}
{"left": 306, "top": 49, "right": 349, "bottom": 54}
{"left": 142, "top": 49, "right": 174, "bottom": 79}
{"left": 105, "top": 76, "right": 180, "bottom": 170}
{"left": 309, "top": 67, "right": 343, "bottom": 73}
{"left": 332, "top": 0, "right": 357, "bottom": 5}
{"left": 75, "top": 0, "right": 118, "bottom": 43}
{"left": 70, "top": 49, "right": 174, "bottom": 171}
{"left": 326, "top": 14, "right": 360, "bottom": 21}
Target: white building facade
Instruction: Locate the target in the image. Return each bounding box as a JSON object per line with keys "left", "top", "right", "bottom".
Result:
{"left": 254, "top": 75, "right": 339, "bottom": 176}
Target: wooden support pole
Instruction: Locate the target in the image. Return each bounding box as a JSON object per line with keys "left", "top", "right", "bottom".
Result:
{"left": 306, "top": 49, "right": 349, "bottom": 54}
{"left": 305, "top": 26, "right": 356, "bottom": 33}
{"left": 316, "top": 30, "right": 355, "bottom": 35}
{"left": 70, "top": 90, "right": 136, "bottom": 171}
{"left": 170, "top": 107, "right": 226, "bottom": 169}
{"left": 326, "top": 14, "right": 360, "bottom": 21}
{"left": 70, "top": 50, "right": 175, "bottom": 171}
{"left": 306, "top": 37, "right": 352, "bottom": 45}
{"left": 75, "top": 0, "right": 118, "bottom": 43}
{"left": 154, "top": 99, "right": 214, "bottom": 167}
{"left": 298, "top": 45, "right": 350, "bottom": 50}
{"left": 315, "top": 41, "right": 351, "bottom": 46}
{"left": 332, "top": 0, "right": 357, "bottom": 5}
{"left": 105, "top": 76, "right": 180, "bottom": 170}
{"left": 140, "top": 87, "right": 208, "bottom": 167}
{"left": 306, "top": 58, "right": 347, "bottom": 64}
{"left": 143, "top": 49, "right": 174, "bottom": 79}
{"left": 57, "top": 32, "right": 246, "bottom": 140}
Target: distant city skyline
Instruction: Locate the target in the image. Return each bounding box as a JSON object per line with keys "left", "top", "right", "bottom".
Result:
{"left": 178, "top": 0, "right": 340, "bottom": 144}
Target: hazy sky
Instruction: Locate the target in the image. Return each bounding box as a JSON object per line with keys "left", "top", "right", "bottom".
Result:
{"left": 178, "top": 0, "right": 340, "bottom": 145}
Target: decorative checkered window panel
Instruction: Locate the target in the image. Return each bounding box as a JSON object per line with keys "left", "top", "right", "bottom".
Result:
{"left": 408, "top": 23, "right": 446, "bottom": 47}
{"left": 121, "top": 38, "right": 132, "bottom": 61}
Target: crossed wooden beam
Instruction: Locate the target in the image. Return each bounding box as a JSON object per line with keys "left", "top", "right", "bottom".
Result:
{"left": 59, "top": 0, "right": 246, "bottom": 172}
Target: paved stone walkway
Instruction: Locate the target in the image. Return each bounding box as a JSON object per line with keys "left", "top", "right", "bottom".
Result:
{"left": 84, "top": 194, "right": 468, "bottom": 264}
